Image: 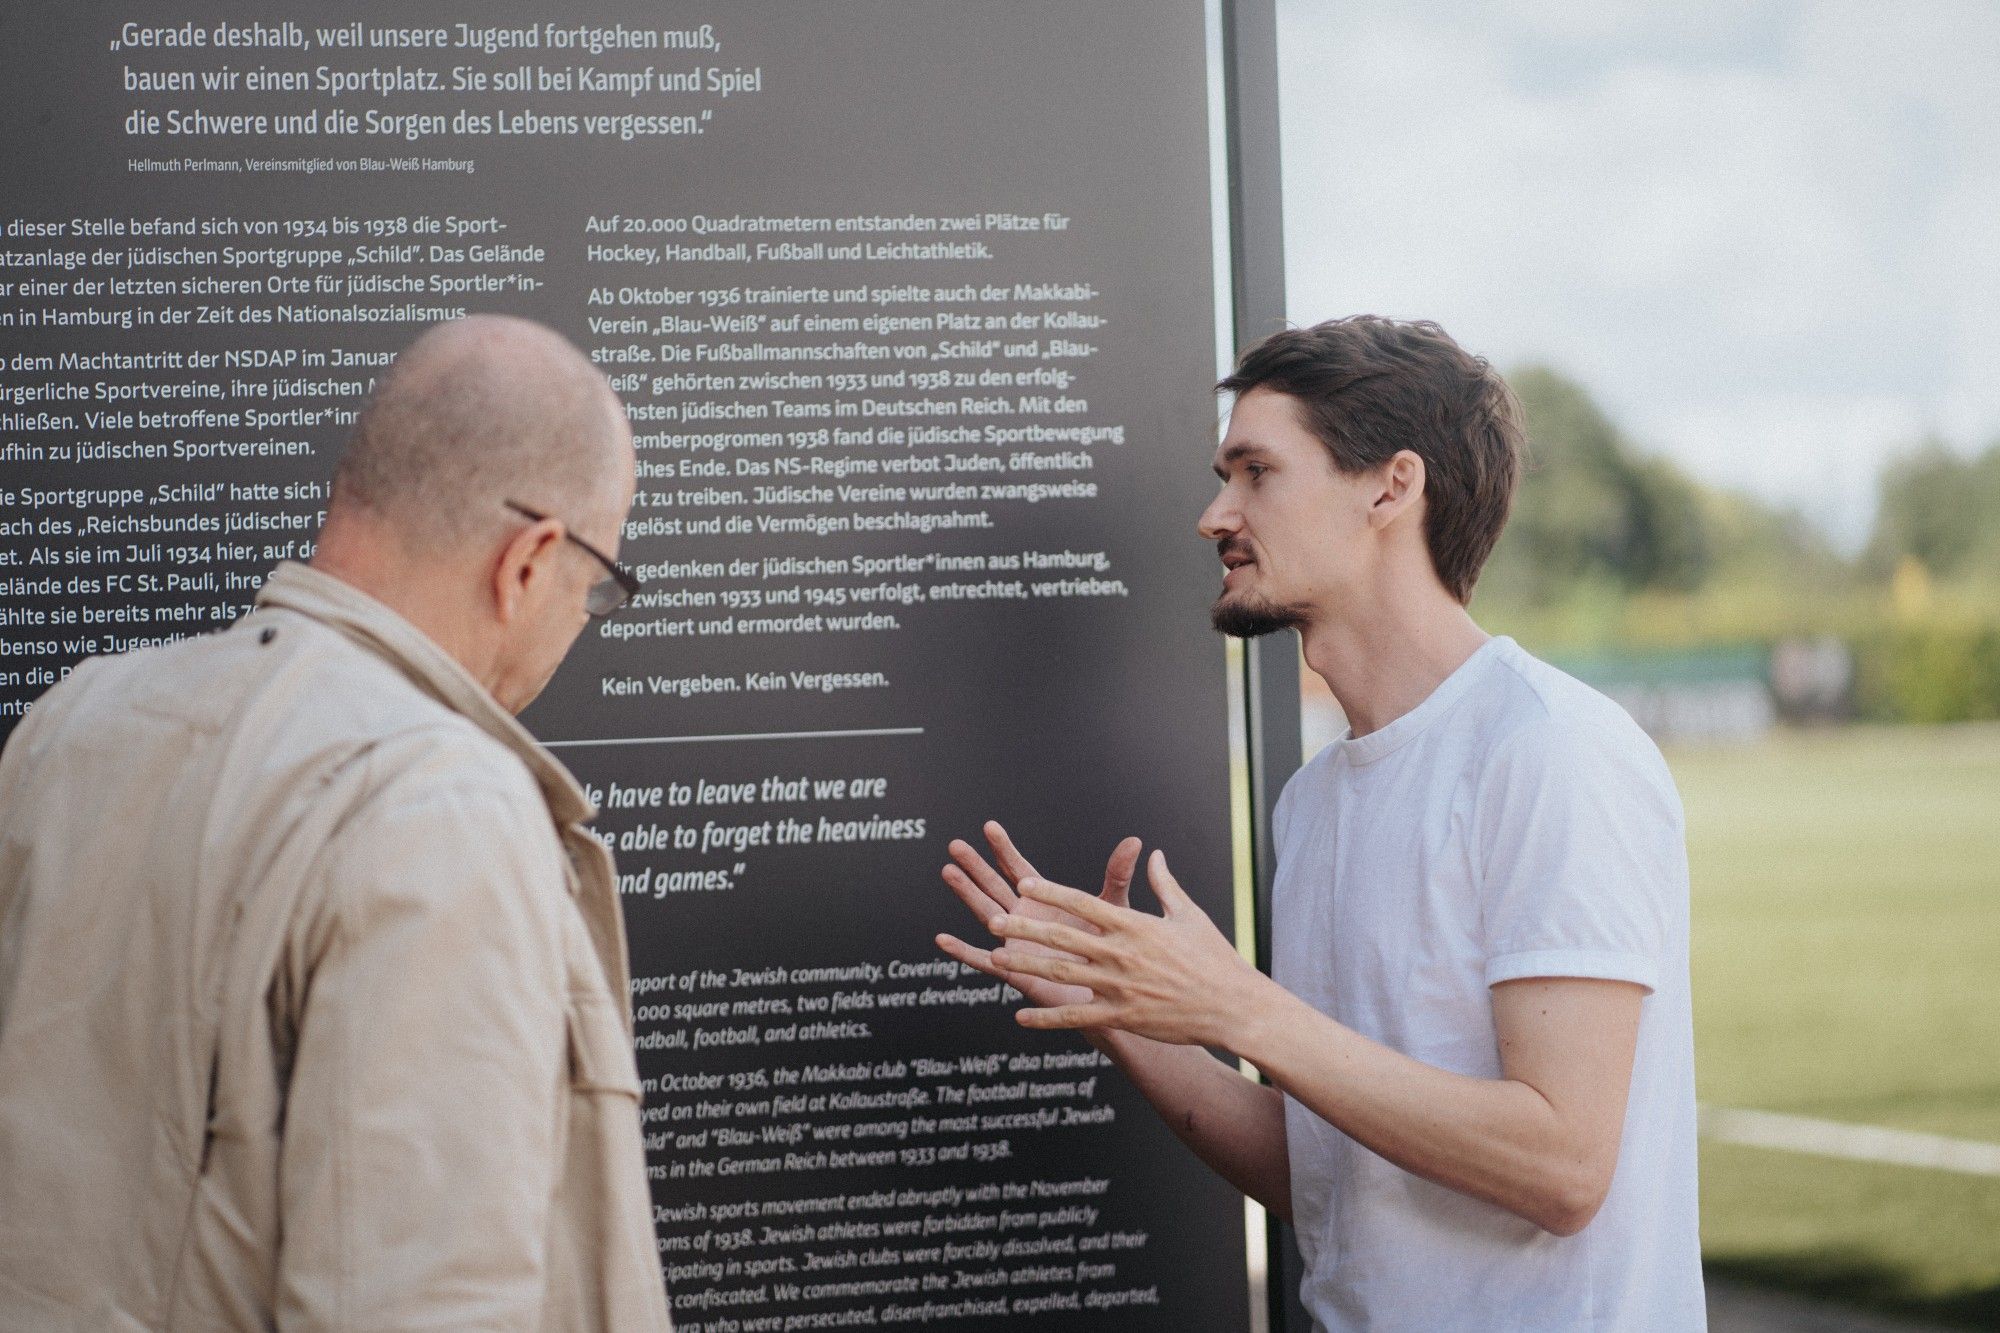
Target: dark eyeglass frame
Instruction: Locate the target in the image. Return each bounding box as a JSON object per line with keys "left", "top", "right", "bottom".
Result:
{"left": 504, "top": 500, "right": 644, "bottom": 618}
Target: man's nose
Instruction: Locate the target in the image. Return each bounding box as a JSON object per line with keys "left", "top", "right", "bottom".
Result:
{"left": 1197, "top": 490, "right": 1239, "bottom": 542}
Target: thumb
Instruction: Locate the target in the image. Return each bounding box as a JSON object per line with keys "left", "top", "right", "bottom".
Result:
{"left": 1101, "top": 837, "right": 1141, "bottom": 908}
{"left": 1147, "top": 849, "right": 1194, "bottom": 916}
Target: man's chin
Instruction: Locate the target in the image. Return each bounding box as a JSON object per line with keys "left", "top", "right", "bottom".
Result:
{"left": 1210, "top": 593, "right": 1307, "bottom": 639}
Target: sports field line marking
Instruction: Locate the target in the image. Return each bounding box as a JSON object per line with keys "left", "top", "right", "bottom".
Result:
{"left": 543, "top": 727, "right": 924, "bottom": 749}
{"left": 1698, "top": 1104, "right": 2000, "bottom": 1177}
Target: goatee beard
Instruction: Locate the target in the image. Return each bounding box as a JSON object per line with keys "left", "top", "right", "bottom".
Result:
{"left": 1210, "top": 593, "right": 1307, "bottom": 639}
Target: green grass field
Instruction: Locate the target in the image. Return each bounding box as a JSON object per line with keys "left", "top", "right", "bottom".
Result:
{"left": 1668, "top": 724, "right": 2000, "bottom": 1327}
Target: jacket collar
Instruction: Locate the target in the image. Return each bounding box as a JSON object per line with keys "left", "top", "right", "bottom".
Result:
{"left": 253, "top": 562, "right": 596, "bottom": 826}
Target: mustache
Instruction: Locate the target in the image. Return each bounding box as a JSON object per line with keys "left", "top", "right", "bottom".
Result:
{"left": 1215, "top": 538, "right": 1254, "bottom": 564}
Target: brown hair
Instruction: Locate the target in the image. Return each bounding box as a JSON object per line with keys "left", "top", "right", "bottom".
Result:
{"left": 1217, "top": 316, "right": 1524, "bottom": 603}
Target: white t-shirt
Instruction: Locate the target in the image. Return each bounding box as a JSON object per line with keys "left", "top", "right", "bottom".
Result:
{"left": 1271, "top": 636, "right": 1704, "bottom": 1332}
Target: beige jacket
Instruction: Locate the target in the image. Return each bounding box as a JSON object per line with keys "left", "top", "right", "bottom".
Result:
{"left": 0, "top": 563, "right": 672, "bottom": 1331}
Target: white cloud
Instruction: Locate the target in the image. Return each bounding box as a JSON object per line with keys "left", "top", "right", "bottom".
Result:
{"left": 1276, "top": 0, "right": 2000, "bottom": 548}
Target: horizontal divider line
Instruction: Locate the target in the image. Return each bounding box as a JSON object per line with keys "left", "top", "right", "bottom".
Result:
{"left": 543, "top": 727, "right": 924, "bottom": 749}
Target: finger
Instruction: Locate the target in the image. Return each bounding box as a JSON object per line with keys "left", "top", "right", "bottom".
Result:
{"left": 983, "top": 820, "right": 1041, "bottom": 885}
{"left": 1147, "top": 849, "right": 1196, "bottom": 917}
{"left": 947, "top": 836, "right": 1019, "bottom": 909}
{"left": 990, "top": 947, "right": 1112, "bottom": 991}
{"left": 940, "top": 935, "right": 1050, "bottom": 1000}
{"left": 1016, "top": 1001, "right": 1119, "bottom": 1031}
{"left": 991, "top": 914, "right": 1108, "bottom": 960}
{"left": 940, "top": 863, "right": 1007, "bottom": 929}
{"left": 1101, "top": 837, "right": 1142, "bottom": 909}
{"left": 935, "top": 932, "right": 1009, "bottom": 981}
{"left": 1019, "top": 877, "right": 1125, "bottom": 930}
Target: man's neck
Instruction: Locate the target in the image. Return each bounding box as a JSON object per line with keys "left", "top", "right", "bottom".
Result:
{"left": 1298, "top": 580, "right": 1490, "bottom": 738}
{"left": 309, "top": 523, "right": 500, "bottom": 694}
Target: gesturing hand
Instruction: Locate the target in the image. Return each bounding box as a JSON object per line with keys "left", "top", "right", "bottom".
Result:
{"left": 987, "top": 849, "right": 1268, "bottom": 1050}
{"left": 935, "top": 821, "right": 1141, "bottom": 1012}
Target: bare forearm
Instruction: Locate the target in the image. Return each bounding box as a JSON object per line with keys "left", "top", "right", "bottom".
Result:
{"left": 1231, "top": 986, "right": 1604, "bottom": 1234}
{"left": 974, "top": 858, "right": 1639, "bottom": 1238}
{"left": 1087, "top": 1028, "right": 1291, "bottom": 1218}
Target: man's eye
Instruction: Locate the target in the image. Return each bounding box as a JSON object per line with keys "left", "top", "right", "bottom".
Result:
{"left": 1246, "top": 464, "right": 1268, "bottom": 479}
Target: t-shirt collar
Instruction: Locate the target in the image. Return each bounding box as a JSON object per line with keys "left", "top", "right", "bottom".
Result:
{"left": 1333, "top": 636, "right": 1511, "bottom": 766}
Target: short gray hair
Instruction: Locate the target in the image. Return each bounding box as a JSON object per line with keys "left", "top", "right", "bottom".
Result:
{"left": 332, "top": 315, "right": 629, "bottom": 552}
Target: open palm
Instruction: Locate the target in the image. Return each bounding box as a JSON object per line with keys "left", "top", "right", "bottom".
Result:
{"left": 936, "top": 821, "right": 1141, "bottom": 1009}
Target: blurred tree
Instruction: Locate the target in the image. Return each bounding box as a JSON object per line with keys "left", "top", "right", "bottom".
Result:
{"left": 1699, "top": 487, "right": 1846, "bottom": 589}
{"left": 1628, "top": 456, "right": 1711, "bottom": 592}
{"left": 1864, "top": 439, "right": 2000, "bottom": 580}
{"left": 1478, "top": 365, "right": 1838, "bottom": 611}
{"left": 1481, "top": 366, "right": 1704, "bottom": 605}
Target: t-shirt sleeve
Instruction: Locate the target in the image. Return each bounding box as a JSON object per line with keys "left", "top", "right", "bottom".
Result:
{"left": 1473, "top": 715, "right": 1684, "bottom": 993}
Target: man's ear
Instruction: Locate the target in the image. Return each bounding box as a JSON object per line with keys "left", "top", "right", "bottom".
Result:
{"left": 1367, "top": 449, "right": 1426, "bottom": 530}
{"left": 491, "top": 516, "right": 565, "bottom": 626}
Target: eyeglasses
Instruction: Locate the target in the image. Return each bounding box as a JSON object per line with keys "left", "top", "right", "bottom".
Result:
{"left": 504, "top": 500, "right": 644, "bottom": 618}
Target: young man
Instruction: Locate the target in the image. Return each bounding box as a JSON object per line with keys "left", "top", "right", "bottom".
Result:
{"left": 938, "top": 317, "right": 1704, "bottom": 1330}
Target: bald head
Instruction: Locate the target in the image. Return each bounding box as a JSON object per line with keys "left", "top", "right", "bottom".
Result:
{"left": 331, "top": 315, "right": 631, "bottom": 553}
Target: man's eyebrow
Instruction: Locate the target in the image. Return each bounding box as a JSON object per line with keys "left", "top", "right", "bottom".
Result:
{"left": 1213, "top": 441, "right": 1267, "bottom": 479}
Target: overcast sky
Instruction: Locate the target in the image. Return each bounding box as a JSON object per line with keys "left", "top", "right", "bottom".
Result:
{"left": 1274, "top": 0, "right": 2000, "bottom": 549}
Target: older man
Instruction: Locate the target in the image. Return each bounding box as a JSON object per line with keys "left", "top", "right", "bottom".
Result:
{"left": 0, "top": 317, "right": 672, "bottom": 1330}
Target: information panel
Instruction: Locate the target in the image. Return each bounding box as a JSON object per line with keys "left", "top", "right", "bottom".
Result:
{"left": 0, "top": 3, "right": 1247, "bottom": 1326}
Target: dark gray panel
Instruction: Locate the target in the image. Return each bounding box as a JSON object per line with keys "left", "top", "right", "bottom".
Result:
{"left": 0, "top": 3, "right": 1259, "bottom": 1328}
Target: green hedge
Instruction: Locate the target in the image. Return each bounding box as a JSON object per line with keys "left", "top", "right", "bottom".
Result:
{"left": 1854, "top": 624, "right": 2000, "bottom": 723}
{"left": 1489, "top": 581, "right": 2000, "bottom": 725}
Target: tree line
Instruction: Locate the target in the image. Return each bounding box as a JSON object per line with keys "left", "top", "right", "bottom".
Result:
{"left": 1481, "top": 367, "right": 2000, "bottom": 722}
